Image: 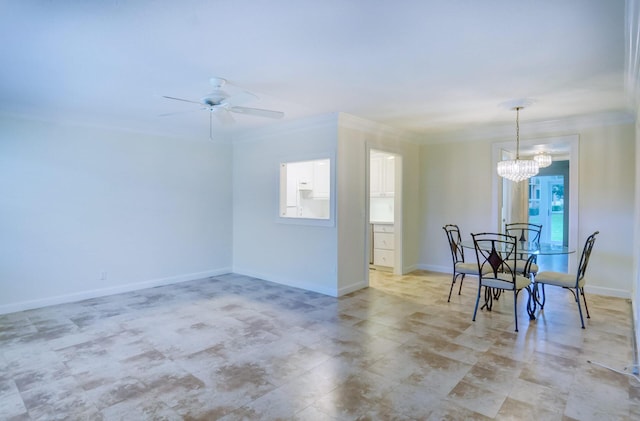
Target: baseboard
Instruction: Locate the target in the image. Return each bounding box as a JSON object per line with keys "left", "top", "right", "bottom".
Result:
{"left": 402, "top": 264, "right": 419, "bottom": 274}
{"left": 631, "top": 298, "right": 640, "bottom": 375}
{"left": 233, "top": 268, "right": 339, "bottom": 297}
{"left": 0, "top": 267, "right": 232, "bottom": 315}
{"left": 414, "top": 263, "right": 450, "bottom": 274}
{"left": 413, "top": 265, "right": 630, "bottom": 299}
{"left": 585, "top": 285, "right": 631, "bottom": 299}
{"left": 337, "top": 281, "right": 368, "bottom": 297}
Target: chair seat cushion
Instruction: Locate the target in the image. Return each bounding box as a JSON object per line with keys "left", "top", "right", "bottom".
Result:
{"left": 515, "top": 259, "right": 538, "bottom": 274}
{"left": 535, "top": 271, "right": 583, "bottom": 288}
{"left": 455, "top": 262, "right": 479, "bottom": 274}
{"left": 481, "top": 273, "right": 531, "bottom": 290}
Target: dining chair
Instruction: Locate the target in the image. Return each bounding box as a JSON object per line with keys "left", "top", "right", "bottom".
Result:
{"left": 533, "top": 231, "right": 599, "bottom": 328}
{"left": 471, "top": 232, "right": 534, "bottom": 332}
{"left": 505, "top": 222, "right": 543, "bottom": 276}
{"left": 442, "top": 224, "right": 480, "bottom": 302}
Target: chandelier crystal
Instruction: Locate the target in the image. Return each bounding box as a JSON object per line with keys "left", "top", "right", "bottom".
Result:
{"left": 533, "top": 152, "right": 552, "bottom": 168}
{"left": 497, "top": 106, "right": 539, "bottom": 182}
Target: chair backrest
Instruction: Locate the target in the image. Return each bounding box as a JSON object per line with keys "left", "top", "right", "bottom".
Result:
{"left": 577, "top": 231, "right": 599, "bottom": 283}
{"left": 505, "top": 222, "right": 542, "bottom": 246}
{"left": 443, "top": 224, "right": 465, "bottom": 265}
{"left": 471, "top": 232, "right": 518, "bottom": 283}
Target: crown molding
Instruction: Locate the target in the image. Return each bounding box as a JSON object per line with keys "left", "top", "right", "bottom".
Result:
{"left": 419, "top": 110, "right": 636, "bottom": 145}
{"left": 626, "top": 0, "right": 640, "bottom": 109}
{"left": 231, "top": 112, "right": 340, "bottom": 143}
{"left": 337, "top": 113, "right": 422, "bottom": 144}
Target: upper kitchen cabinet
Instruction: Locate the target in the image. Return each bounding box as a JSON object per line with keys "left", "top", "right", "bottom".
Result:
{"left": 370, "top": 151, "right": 395, "bottom": 197}
{"left": 311, "top": 160, "right": 330, "bottom": 199}
{"left": 279, "top": 158, "right": 332, "bottom": 221}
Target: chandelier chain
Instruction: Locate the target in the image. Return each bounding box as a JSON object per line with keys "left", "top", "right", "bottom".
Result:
{"left": 515, "top": 106, "right": 521, "bottom": 159}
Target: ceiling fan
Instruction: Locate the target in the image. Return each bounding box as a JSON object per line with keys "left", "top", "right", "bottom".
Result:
{"left": 161, "top": 77, "right": 284, "bottom": 139}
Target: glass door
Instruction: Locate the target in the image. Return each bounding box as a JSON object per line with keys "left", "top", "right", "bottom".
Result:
{"left": 528, "top": 160, "right": 569, "bottom": 271}
{"left": 528, "top": 175, "right": 565, "bottom": 245}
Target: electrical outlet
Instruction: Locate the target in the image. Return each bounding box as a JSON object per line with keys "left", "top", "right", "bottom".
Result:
{"left": 100, "top": 271, "right": 107, "bottom": 281}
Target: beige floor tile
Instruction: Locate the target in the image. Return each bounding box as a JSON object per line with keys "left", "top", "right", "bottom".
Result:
{"left": 0, "top": 270, "right": 636, "bottom": 420}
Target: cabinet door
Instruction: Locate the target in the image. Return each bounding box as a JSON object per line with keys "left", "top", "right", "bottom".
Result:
{"left": 383, "top": 157, "right": 395, "bottom": 196}
{"left": 312, "top": 160, "right": 330, "bottom": 198}
{"left": 370, "top": 156, "right": 383, "bottom": 197}
{"left": 374, "top": 232, "right": 394, "bottom": 250}
{"left": 373, "top": 249, "right": 394, "bottom": 267}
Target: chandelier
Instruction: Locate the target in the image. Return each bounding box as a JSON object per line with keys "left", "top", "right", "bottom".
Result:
{"left": 497, "top": 106, "right": 539, "bottom": 182}
{"left": 533, "top": 152, "right": 552, "bottom": 168}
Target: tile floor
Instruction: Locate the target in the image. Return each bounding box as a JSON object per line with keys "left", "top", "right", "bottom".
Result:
{"left": 1, "top": 270, "right": 639, "bottom": 420}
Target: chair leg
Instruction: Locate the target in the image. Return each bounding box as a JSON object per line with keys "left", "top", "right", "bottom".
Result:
{"left": 472, "top": 283, "right": 482, "bottom": 322}
{"left": 447, "top": 273, "right": 460, "bottom": 302}
{"left": 526, "top": 286, "right": 536, "bottom": 320}
{"left": 580, "top": 287, "right": 591, "bottom": 319}
{"left": 539, "top": 284, "right": 546, "bottom": 309}
{"left": 576, "top": 287, "right": 585, "bottom": 329}
{"left": 458, "top": 274, "right": 466, "bottom": 295}
{"left": 513, "top": 290, "right": 519, "bottom": 332}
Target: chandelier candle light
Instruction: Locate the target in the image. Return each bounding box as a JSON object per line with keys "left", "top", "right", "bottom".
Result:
{"left": 533, "top": 152, "right": 553, "bottom": 168}
{"left": 497, "top": 106, "right": 539, "bottom": 182}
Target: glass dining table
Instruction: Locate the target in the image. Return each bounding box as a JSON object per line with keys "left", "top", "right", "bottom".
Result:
{"left": 460, "top": 239, "right": 575, "bottom": 320}
{"left": 461, "top": 240, "right": 574, "bottom": 257}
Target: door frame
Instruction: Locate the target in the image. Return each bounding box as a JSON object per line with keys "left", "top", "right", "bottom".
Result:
{"left": 491, "top": 134, "right": 579, "bottom": 272}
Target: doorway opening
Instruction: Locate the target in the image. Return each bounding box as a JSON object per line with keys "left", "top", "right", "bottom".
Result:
{"left": 528, "top": 160, "right": 569, "bottom": 271}
{"left": 367, "top": 148, "right": 402, "bottom": 275}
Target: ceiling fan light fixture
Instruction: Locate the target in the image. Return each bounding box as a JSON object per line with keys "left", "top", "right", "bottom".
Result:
{"left": 497, "top": 106, "right": 539, "bottom": 182}
{"left": 533, "top": 152, "right": 552, "bottom": 168}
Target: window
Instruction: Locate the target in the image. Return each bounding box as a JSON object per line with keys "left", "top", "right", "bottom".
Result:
{"left": 279, "top": 158, "right": 331, "bottom": 220}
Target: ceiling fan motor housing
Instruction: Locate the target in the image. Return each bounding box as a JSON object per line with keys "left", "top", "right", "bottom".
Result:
{"left": 201, "top": 91, "right": 228, "bottom": 107}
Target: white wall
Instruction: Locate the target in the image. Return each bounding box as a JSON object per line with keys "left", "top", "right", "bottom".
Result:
{"left": 419, "top": 121, "right": 635, "bottom": 298}
{"left": 0, "top": 116, "right": 233, "bottom": 313}
{"left": 635, "top": 110, "right": 640, "bottom": 365}
{"left": 231, "top": 114, "right": 340, "bottom": 296}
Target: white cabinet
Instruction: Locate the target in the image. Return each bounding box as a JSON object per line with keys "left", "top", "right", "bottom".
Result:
{"left": 370, "top": 154, "right": 395, "bottom": 197}
{"left": 372, "top": 223, "right": 394, "bottom": 267}
{"left": 312, "top": 160, "right": 330, "bottom": 198}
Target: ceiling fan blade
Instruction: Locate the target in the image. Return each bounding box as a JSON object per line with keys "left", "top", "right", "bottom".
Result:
{"left": 158, "top": 109, "right": 201, "bottom": 117}
{"left": 162, "top": 95, "right": 201, "bottom": 104}
{"left": 224, "top": 91, "right": 259, "bottom": 107}
{"left": 230, "top": 106, "right": 284, "bottom": 119}
{"left": 212, "top": 108, "right": 235, "bottom": 126}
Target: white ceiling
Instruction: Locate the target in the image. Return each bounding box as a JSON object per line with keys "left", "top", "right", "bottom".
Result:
{"left": 0, "top": 0, "right": 632, "bottom": 143}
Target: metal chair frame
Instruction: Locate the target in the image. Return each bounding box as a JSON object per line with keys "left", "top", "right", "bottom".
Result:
{"left": 472, "top": 232, "right": 535, "bottom": 332}
{"left": 442, "top": 224, "right": 477, "bottom": 302}
{"left": 534, "top": 231, "right": 599, "bottom": 328}
{"left": 505, "top": 222, "right": 543, "bottom": 276}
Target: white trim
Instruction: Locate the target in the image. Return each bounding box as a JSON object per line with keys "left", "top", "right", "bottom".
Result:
{"left": 233, "top": 113, "right": 339, "bottom": 143}
{"left": 403, "top": 264, "right": 419, "bottom": 274}
{"left": 232, "top": 268, "right": 339, "bottom": 297}
{"left": 414, "top": 264, "right": 630, "bottom": 299}
{"left": 337, "top": 281, "right": 368, "bottom": 297}
{"left": 585, "top": 285, "right": 631, "bottom": 299}
{"left": 626, "top": 0, "right": 640, "bottom": 108}
{"left": 419, "top": 111, "right": 635, "bottom": 145}
{"left": 415, "top": 264, "right": 451, "bottom": 274}
{"left": 339, "top": 113, "right": 421, "bottom": 143}
{"left": 492, "top": 134, "right": 580, "bottom": 272}
{"left": 0, "top": 268, "right": 231, "bottom": 315}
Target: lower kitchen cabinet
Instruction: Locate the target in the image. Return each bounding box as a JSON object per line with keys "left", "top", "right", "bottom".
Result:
{"left": 372, "top": 223, "right": 394, "bottom": 268}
